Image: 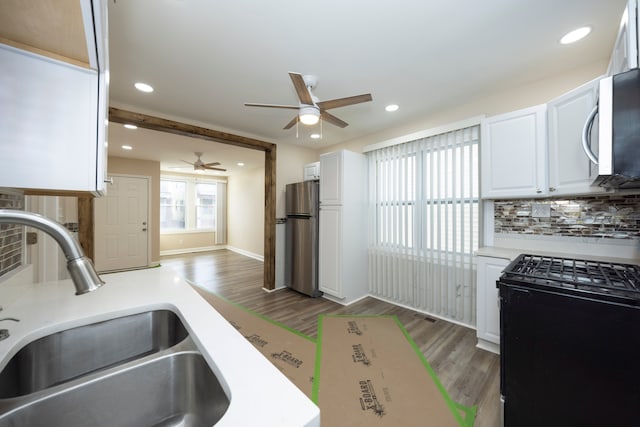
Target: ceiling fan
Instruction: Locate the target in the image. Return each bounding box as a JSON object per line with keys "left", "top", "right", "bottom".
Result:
{"left": 181, "top": 152, "right": 226, "bottom": 171}
{"left": 244, "top": 72, "right": 373, "bottom": 129}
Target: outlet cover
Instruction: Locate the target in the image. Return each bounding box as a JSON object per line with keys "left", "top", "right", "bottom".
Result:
{"left": 531, "top": 203, "right": 551, "bottom": 218}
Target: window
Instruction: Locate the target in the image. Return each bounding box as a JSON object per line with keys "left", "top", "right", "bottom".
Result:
{"left": 160, "top": 180, "right": 186, "bottom": 230}
{"left": 372, "top": 127, "right": 479, "bottom": 255}
{"left": 367, "top": 124, "right": 480, "bottom": 325}
{"left": 195, "top": 183, "right": 216, "bottom": 229}
{"left": 160, "top": 177, "right": 220, "bottom": 232}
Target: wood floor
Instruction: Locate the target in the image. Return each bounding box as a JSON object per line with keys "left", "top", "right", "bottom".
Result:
{"left": 161, "top": 250, "right": 501, "bottom": 427}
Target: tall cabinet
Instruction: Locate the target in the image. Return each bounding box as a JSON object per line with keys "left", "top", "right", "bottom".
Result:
{"left": 318, "top": 150, "right": 368, "bottom": 305}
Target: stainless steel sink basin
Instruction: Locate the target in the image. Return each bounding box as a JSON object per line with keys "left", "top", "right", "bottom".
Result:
{"left": 0, "top": 351, "right": 230, "bottom": 427}
{"left": 0, "top": 310, "right": 188, "bottom": 398}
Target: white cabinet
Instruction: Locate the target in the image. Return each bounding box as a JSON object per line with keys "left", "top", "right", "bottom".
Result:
{"left": 319, "top": 151, "right": 342, "bottom": 204}
{"left": 303, "top": 161, "right": 320, "bottom": 181}
{"left": 481, "top": 105, "right": 547, "bottom": 199}
{"left": 0, "top": 0, "right": 108, "bottom": 196}
{"left": 476, "top": 255, "right": 509, "bottom": 354}
{"left": 318, "top": 150, "right": 368, "bottom": 304}
{"left": 318, "top": 206, "right": 342, "bottom": 297}
{"left": 547, "top": 76, "right": 606, "bottom": 196}
{"left": 608, "top": 0, "right": 638, "bottom": 75}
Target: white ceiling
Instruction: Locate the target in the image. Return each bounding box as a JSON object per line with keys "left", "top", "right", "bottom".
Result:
{"left": 107, "top": 0, "right": 628, "bottom": 175}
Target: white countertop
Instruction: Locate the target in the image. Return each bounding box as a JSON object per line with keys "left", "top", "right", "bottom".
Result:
{"left": 0, "top": 266, "right": 320, "bottom": 427}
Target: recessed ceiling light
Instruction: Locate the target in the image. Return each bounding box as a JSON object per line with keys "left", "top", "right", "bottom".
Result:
{"left": 385, "top": 104, "right": 399, "bottom": 112}
{"left": 237, "top": 162, "right": 245, "bottom": 166}
{"left": 560, "top": 26, "right": 591, "bottom": 44}
{"left": 310, "top": 133, "right": 321, "bottom": 139}
{"left": 134, "top": 82, "right": 154, "bottom": 93}
{"left": 124, "top": 124, "right": 137, "bottom": 130}
{"left": 122, "top": 145, "right": 133, "bottom": 150}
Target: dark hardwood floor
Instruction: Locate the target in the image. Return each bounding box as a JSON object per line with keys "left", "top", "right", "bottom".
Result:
{"left": 161, "top": 250, "right": 500, "bottom": 427}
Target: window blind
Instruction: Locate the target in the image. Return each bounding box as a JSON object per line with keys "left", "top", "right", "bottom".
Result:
{"left": 367, "top": 125, "right": 479, "bottom": 326}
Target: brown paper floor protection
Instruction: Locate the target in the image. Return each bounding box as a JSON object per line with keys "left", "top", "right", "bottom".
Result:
{"left": 192, "top": 287, "right": 475, "bottom": 426}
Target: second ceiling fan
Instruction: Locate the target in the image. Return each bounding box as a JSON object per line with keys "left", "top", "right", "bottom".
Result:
{"left": 245, "top": 72, "right": 372, "bottom": 129}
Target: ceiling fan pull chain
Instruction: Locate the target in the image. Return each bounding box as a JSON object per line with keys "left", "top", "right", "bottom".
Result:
{"left": 295, "top": 117, "right": 299, "bottom": 139}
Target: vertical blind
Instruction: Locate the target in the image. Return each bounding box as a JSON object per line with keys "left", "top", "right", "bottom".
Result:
{"left": 367, "top": 125, "right": 479, "bottom": 326}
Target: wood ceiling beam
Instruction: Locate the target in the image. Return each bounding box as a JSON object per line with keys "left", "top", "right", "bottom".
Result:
{"left": 107, "top": 107, "right": 277, "bottom": 291}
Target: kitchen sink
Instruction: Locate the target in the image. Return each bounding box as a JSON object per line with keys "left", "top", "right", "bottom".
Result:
{"left": 0, "top": 309, "right": 189, "bottom": 398}
{"left": 0, "top": 351, "right": 230, "bottom": 427}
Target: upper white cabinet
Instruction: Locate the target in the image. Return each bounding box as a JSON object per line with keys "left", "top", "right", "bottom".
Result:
{"left": 547, "top": 76, "right": 606, "bottom": 196}
{"left": 0, "top": 0, "right": 109, "bottom": 196}
{"left": 608, "top": 0, "right": 638, "bottom": 75}
{"left": 319, "top": 151, "right": 344, "bottom": 204}
{"left": 303, "top": 161, "right": 320, "bottom": 181}
{"left": 481, "top": 105, "right": 548, "bottom": 199}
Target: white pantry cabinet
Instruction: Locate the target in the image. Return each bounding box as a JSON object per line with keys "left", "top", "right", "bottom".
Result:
{"left": 547, "top": 76, "right": 606, "bottom": 196}
{"left": 476, "top": 255, "right": 509, "bottom": 354}
{"left": 318, "top": 150, "right": 368, "bottom": 304}
{"left": 0, "top": 0, "right": 109, "bottom": 196}
{"left": 481, "top": 105, "right": 548, "bottom": 199}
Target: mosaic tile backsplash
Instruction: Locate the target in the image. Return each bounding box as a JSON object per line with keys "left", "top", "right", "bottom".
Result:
{"left": 494, "top": 194, "right": 640, "bottom": 239}
{"left": 0, "top": 191, "right": 25, "bottom": 277}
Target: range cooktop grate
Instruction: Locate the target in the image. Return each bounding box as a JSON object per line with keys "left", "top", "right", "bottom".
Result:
{"left": 502, "top": 254, "right": 640, "bottom": 299}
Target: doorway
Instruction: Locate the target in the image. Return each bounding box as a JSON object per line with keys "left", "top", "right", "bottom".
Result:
{"left": 94, "top": 175, "right": 150, "bottom": 272}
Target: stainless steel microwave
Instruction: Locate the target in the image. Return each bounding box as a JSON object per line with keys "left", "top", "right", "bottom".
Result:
{"left": 582, "top": 68, "right": 640, "bottom": 189}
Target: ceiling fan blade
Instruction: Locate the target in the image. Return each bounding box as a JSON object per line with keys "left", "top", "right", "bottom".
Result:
{"left": 321, "top": 111, "right": 349, "bottom": 128}
{"left": 289, "top": 72, "right": 314, "bottom": 105}
{"left": 317, "top": 93, "right": 373, "bottom": 110}
{"left": 181, "top": 160, "right": 195, "bottom": 166}
{"left": 244, "top": 103, "right": 299, "bottom": 110}
{"left": 283, "top": 116, "right": 298, "bottom": 130}
{"left": 203, "top": 161, "right": 221, "bottom": 167}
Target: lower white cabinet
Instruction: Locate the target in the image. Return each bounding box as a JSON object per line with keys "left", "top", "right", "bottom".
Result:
{"left": 476, "top": 255, "right": 509, "bottom": 354}
{"left": 318, "top": 206, "right": 342, "bottom": 297}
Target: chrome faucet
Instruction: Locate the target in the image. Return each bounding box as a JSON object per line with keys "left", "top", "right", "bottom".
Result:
{"left": 0, "top": 209, "right": 104, "bottom": 295}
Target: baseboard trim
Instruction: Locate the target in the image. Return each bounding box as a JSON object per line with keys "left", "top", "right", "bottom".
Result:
{"left": 262, "top": 285, "right": 287, "bottom": 293}
{"left": 368, "top": 294, "right": 475, "bottom": 329}
{"left": 160, "top": 246, "right": 226, "bottom": 257}
{"left": 226, "top": 246, "right": 264, "bottom": 262}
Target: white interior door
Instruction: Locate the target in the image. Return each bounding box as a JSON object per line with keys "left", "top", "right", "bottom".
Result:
{"left": 94, "top": 175, "right": 149, "bottom": 272}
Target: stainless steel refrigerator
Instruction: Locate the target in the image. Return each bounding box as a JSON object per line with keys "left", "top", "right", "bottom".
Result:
{"left": 285, "top": 181, "right": 322, "bottom": 297}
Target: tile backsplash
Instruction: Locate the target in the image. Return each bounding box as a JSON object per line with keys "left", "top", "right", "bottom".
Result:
{"left": 0, "top": 190, "right": 25, "bottom": 277}
{"left": 494, "top": 194, "right": 640, "bottom": 240}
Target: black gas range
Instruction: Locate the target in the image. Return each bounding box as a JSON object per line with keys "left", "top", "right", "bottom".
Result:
{"left": 498, "top": 254, "right": 640, "bottom": 427}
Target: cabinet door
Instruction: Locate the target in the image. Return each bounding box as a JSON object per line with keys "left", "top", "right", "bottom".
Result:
{"left": 547, "top": 77, "right": 604, "bottom": 196}
{"left": 476, "top": 256, "right": 509, "bottom": 353}
{"left": 481, "top": 105, "right": 547, "bottom": 199}
{"left": 607, "top": 0, "right": 638, "bottom": 75}
{"left": 318, "top": 205, "right": 342, "bottom": 298}
{"left": 303, "top": 161, "right": 320, "bottom": 181}
{"left": 0, "top": 45, "right": 99, "bottom": 193}
{"left": 320, "top": 152, "right": 342, "bottom": 204}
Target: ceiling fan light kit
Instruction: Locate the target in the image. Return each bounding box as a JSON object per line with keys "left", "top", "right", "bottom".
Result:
{"left": 299, "top": 105, "right": 320, "bottom": 125}
{"left": 244, "top": 72, "right": 372, "bottom": 131}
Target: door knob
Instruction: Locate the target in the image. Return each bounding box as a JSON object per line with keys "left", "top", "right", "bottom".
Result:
{"left": 142, "top": 228, "right": 147, "bottom": 232}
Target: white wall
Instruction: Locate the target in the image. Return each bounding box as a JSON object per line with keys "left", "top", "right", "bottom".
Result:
{"left": 320, "top": 60, "right": 607, "bottom": 155}
{"left": 227, "top": 167, "right": 265, "bottom": 257}
{"left": 275, "top": 142, "right": 319, "bottom": 217}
